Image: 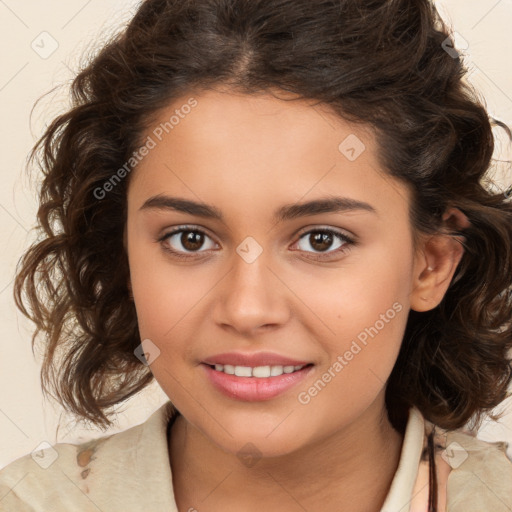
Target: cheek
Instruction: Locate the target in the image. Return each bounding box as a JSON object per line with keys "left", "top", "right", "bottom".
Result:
{"left": 289, "top": 242, "right": 412, "bottom": 387}
{"left": 292, "top": 238, "right": 412, "bottom": 335}
{"left": 127, "top": 239, "right": 217, "bottom": 344}
{"left": 132, "top": 269, "right": 196, "bottom": 336}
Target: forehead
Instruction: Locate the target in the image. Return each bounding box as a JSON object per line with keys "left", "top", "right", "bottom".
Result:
{"left": 128, "top": 88, "right": 411, "bottom": 223}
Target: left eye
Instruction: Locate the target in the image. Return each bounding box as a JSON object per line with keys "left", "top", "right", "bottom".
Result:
{"left": 294, "top": 228, "right": 354, "bottom": 256}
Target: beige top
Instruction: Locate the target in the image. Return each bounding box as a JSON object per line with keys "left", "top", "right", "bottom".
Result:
{"left": 1, "top": 401, "right": 511, "bottom": 511}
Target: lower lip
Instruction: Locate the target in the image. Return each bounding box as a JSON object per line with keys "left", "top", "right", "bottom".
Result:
{"left": 201, "top": 363, "right": 314, "bottom": 401}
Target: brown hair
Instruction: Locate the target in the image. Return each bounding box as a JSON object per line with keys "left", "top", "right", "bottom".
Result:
{"left": 14, "top": 0, "right": 512, "bottom": 442}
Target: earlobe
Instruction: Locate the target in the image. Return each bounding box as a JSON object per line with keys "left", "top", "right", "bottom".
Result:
{"left": 410, "top": 207, "right": 470, "bottom": 312}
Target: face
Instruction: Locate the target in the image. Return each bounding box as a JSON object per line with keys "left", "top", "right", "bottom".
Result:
{"left": 125, "top": 88, "right": 420, "bottom": 458}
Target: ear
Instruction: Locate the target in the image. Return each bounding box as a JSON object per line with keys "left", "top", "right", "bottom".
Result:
{"left": 410, "top": 207, "right": 471, "bottom": 312}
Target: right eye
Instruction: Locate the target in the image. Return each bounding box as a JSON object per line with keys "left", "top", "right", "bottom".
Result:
{"left": 158, "top": 226, "right": 218, "bottom": 259}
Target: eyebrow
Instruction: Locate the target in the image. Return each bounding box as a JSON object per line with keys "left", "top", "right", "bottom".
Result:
{"left": 139, "top": 194, "right": 377, "bottom": 222}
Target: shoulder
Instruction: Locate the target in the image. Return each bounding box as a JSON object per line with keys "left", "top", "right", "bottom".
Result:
{"left": 442, "top": 429, "right": 512, "bottom": 512}
{"left": 0, "top": 433, "right": 115, "bottom": 511}
{"left": 0, "top": 402, "right": 178, "bottom": 512}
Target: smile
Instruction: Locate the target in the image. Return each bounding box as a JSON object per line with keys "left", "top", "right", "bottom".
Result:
{"left": 207, "top": 363, "right": 309, "bottom": 378}
{"left": 201, "top": 363, "right": 315, "bottom": 401}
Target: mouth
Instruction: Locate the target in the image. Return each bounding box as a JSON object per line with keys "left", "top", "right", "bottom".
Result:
{"left": 200, "top": 362, "right": 315, "bottom": 401}
{"left": 203, "top": 362, "right": 314, "bottom": 378}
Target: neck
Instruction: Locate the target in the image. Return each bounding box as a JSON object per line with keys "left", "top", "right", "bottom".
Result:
{"left": 168, "top": 397, "right": 404, "bottom": 512}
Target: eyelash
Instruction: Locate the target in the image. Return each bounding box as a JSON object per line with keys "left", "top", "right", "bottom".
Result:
{"left": 157, "top": 225, "right": 355, "bottom": 261}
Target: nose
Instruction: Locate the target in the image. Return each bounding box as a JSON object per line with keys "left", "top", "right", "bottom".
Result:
{"left": 213, "top": 249, "right": 291, "bottom": 336}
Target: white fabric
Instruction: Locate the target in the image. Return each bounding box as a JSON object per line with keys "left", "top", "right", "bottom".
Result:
{"left": 1, "top": 401, "right": 511, "bottom": 511}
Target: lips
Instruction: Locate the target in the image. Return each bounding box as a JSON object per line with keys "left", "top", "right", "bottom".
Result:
{"left": 202, "top": 351, "right": 311, "bottom": 367}
{"left": 201, "top": 362, "right": 314, "bottom": 401}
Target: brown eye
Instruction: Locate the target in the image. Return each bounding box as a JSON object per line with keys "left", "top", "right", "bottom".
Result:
{"left": 159, "top": 226, "right": 217, "bottom": 257}
{"left": 294, "top": 228, "right": 355, "bottom": 260}
{"left": 180, "top": 231, "right": 205, "bottom": 251}
{"left": 308, "top": 231, "right": 334, "bottom": 252}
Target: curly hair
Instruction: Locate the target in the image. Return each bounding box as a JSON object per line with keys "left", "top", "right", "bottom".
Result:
{"left": 14, "top": 0, "right": 512, "bottom": 441}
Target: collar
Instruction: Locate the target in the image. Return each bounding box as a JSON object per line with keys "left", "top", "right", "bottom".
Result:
{"left": 380, "top": 406, "right": 429, "bottom": 511}
{"left": 142, "top": 401, "right": 429, "bottom": 511}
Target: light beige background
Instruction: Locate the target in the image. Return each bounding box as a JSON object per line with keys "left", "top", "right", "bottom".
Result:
{"left": 0, "top": 0, "right": 511, "bottom": 469}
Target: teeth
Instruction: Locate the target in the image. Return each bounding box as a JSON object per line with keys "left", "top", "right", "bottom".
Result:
{"left": 211, "top": 364, "right": 306, "bottom": 378}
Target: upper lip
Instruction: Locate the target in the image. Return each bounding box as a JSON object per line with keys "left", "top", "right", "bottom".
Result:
{"left": 202, "top": 351, "right": 312, "bottom": 367}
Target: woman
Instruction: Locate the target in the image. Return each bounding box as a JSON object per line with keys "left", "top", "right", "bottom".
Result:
{"left": 1, "top": 0, "right": 512, "bottom": 510}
